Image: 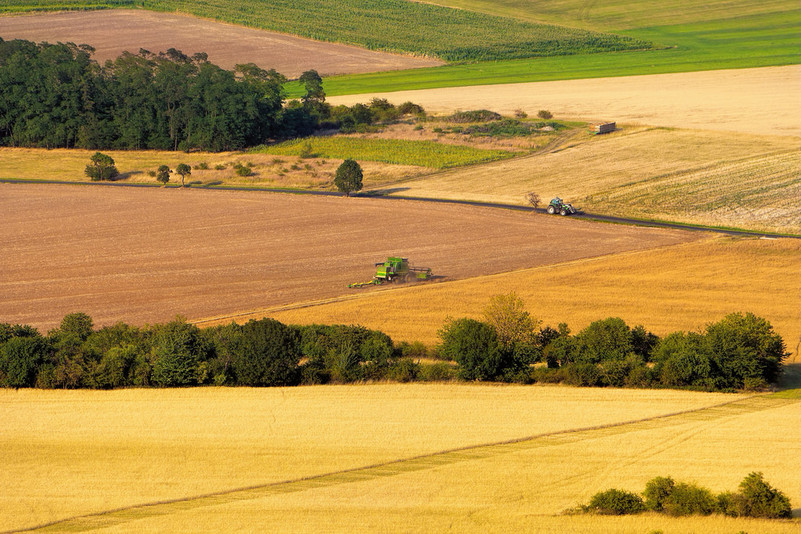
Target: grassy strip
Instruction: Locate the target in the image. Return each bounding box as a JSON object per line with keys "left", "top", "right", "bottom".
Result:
{"left": 288, "top": 10, "right": 801, "bottom": 96}
{"left": 0, "top": 0, "right": 650, "bottom": 62}
{"left": 253, "top": 137, "right": 516, "bottom": 169}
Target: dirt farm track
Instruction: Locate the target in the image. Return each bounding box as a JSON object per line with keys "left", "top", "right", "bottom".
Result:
{"left": 0, "top": 183, "right": 696, "bottom": 330}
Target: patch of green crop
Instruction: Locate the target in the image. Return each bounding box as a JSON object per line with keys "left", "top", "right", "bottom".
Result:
{"left": 253, "top": 137, "right": 515, "bottom": 169}
{"left": 0, "top": 0, "right": 134, "bottom": 11}
{"left": 302, "top": 9, "right": 801, "bottom": 96}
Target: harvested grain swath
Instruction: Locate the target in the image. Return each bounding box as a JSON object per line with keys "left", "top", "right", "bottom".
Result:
{"left": 258, "top": 137, "right": 514, "bottom": 168}
{"left": 1, "top": 0, "right": 651, "bottom": 61}
{"left": 0, "top": 385, "right": 751, "bottom": 531}
{"left": 587, "top": 150, "right": 801, "bottom": 232}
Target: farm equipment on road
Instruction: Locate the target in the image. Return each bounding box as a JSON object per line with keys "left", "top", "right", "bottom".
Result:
{"left": 546, "top": 197, "right": 578, "bottom": 216}
{"left": 349, "top": 257, "right": 433, "bottom": 288}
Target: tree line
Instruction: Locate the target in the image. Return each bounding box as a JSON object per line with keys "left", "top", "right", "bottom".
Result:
{"left": 0, "top": 38, "right": 416, "bottom": 151}
{"left": 0, "top": 299, "right": 789, "bottom": 391}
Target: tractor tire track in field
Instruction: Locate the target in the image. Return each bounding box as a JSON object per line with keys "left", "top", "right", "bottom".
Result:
{"left": 14, "top": 395, "right": 796, "bottom": 533}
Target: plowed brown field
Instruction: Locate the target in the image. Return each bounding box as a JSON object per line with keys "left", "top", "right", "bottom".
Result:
{"left": 0, "top": 184, "right": 696, "bottom": 330}
{"left": 0, "top": 10, "right": 443, "bottom": 77}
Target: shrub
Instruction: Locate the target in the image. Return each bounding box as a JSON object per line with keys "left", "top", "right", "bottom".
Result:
{"left": 587, "top": 489, "right": 645, "bottom": 515}
{"left": 437, "top": 317, "right": 513, "bottom": 381}
{"left": 234, "top": 318, "right": 300, "bottom": 387}
{"left": 728, "top": 472, "right": 792, "bottom": 518}
{"left": 150, "top": 319, "right": 209, "bottom": 387}
{"left": 388, "top": 359, "right": 420, "bottom": 382}
{"left": 445, "top": 110, "right": 501, "bottom": 123}
{"left": 195, "top": 162, "right": 209, "bottom": 170}
{"left": 537, "top": 110, "right": 553, "bottom": 119}
{"left": 233, "top": 162, "right": 253, "bottom": 176}
{"left": 644, "top": 476, "right": 675, "bottom": 511}
{"left": 418, "top": 361, "right": 456, "bottom": 382}
{"left": 0, "top": 335, "right": 49, "bottom": 387}
{"left": 662, "top": 482, "right": 716, "bottom": 516}
{"left": 398, "top": 101, "right": 425, "bottom": 116}
{"left": 84, "top": 152, "right": 118, "bottom": 181}
{"left": 563, "top": 362, "right": 603, "bottom": 387}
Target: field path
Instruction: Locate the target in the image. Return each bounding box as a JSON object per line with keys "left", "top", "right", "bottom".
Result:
{"left": 15, "top": 395, "right": 795, "bottom": 533}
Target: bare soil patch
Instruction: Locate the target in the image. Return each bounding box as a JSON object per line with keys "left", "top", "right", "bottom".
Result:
{"left": 0, "top": 10, "right": 443, "bottom": 77}
{"left": 329, "top": 65, "right": 801, "bottom": 136}
{"left": 0, "top": 184, "right": 696, "bottom": 331}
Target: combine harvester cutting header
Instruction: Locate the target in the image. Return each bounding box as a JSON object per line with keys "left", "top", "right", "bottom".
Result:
{"left": 349, "top": 257, "right": 433, "bottom": 288}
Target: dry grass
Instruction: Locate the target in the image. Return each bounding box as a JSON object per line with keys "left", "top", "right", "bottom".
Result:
{"left": 265, "top": 237, "right": 801, "bottom": 361}
{"left": 372, "top": 127, "right": 801, "bottom": 233}
{"left": 0, "top": 147, "right": 422, "bottom": 189}
{"left": 2, "top": 386, "right": 797, "bottom": 533}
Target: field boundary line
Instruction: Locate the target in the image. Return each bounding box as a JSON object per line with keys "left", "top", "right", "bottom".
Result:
{"left": 10, "top": 394, "right": 796, "bottom": 533}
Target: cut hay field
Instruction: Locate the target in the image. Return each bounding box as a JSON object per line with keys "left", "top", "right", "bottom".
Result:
{"left": 0, "top": 183, "right": 695, "bottom": 332}
{"left": 1, "top": 386, "right": 798, "bottom": 532}
{"left": 371, "top": 126, "right": 801, "bottom": 234}
{"left": 0, "top": 10, "right": 444, "bottom": 77}
{"left": 262, "top": 237, "right": 801, "bottom": 362}
{"left": 328, "top": 65, "right": 801, "bottom": 137}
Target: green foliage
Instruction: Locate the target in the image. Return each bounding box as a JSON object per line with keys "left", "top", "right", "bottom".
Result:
{"left": 387, "top": 359, "right": 420, "bottom": 383}
{"left": 437, "top": 318, "right": 515, "bottom": 381}
{"left": 0, "top": 335, "right": 49, "bottom": 387}
{"left": 418, "top": 362, "right": 456, "bottom": 382}
{"left": 0, "top": 41, "right": 286, "bottom": 150}
{"left": 643, "top": 476, "right": 675, "bottom": 511}
{"left": 175, "top": 163, "right": 191, "bottom": 185}
{"left": 233, "top": 162, "right": 253, "bottom": 176}
{"left": 724, "top": 472, "right": 793, "bottom": 519}
{"left": 150, "top": 319, "right": 208, "bottom": 387}
{"left": 156, "top": 165, "right": 171, "bottom": 184}
{"left": 234, "top": 318, "right": 300, "bottom": 387}
{"left": 653, "top": 332, "right": 714, "bottom": 387}
{"left": 482, "top": 292, "right": 540, "bottom": 349}
{"left": 574, "top": 317, "right": 637, "bottom": 363}
{"left": 84, "top": 152, "right": 119, "bottom": 181}
{"left": 445, "top": 110, "right": 502, "bottom": 123}
{"left": 537, "top": 110, "right": 553, "bottom": 120}
{"left": 334, "top": 158, "right": 363, "bottom": 196}
{"left": 586, "top": 488, "right": 645, "bottom": 515}
{"left": 662, "top": 482, "right": 716, "bottom": 516}
{"left": 261, "top": 136, "right": 514, "bottom": 169}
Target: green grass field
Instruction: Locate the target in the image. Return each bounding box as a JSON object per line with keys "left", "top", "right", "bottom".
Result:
{"left": 255, "top": 137, "right": 516, "bottom": 168}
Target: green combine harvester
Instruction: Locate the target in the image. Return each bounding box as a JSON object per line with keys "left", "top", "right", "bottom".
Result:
{"left": 349, "top": 257, "right": 433, "bottom": 288}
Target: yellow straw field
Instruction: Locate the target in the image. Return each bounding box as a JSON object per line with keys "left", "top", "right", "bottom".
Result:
{"left": 258, "top": 237, "right": 801, "bottom": 360}
{"left": 1, "top": 386, "right": 797, "bottom": 533}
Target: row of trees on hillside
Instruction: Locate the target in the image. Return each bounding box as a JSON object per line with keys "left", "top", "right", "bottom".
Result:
{"left": 438, "top": 294, "right": 788, "bottom": 390}
{"left": 0, "top": 38, "right": 426, "bottom": 151}
{"left": 0, "top": 301, "right": 788, "bottom": 391}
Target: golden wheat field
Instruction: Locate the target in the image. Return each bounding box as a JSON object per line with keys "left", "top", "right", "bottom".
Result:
{"left": 253, "top": 237, "right": 801, "bottom": 361}
{"left": 375, "top": 127, "right": 801, "bottom": 234}
{"left": 1, "top": 386, "right": 797, "bottom": 533}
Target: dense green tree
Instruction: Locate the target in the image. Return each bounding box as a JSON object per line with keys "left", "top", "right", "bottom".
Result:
{"left": 334, "top": 158, "right": 363, "bottom": 196}
{"left": 0, "top": 335, "right": 49, "bottom": 388}
{"left": 150, "top": 319, "right": 209, "bottom": 387}
{"left": 84, "top": 152, "right": 118, "bottom": 181}
{"left": 719, "top": 472, "right": 792, "bottom": 519}
{"left": 175, "top": 163, "right": 191, "bottom": 186}
{"left": 705, "top": 312, "right": 787, "bottom": 388}
{"left": 574, "top": 317, "right": 634, "bottom": 363}
{"left": 234, "top": 318, "right": 300, "bottom": 386}
{"left": 156, "top": 164, "right": 171, "bottom": 184}
{"left": 298, "top": 69, "right": 324, "bottom": 107}
{"left": 438, "top": 318, "right": 513, "bottom": 381}
{"left": 652, "top": 331, "right": 714, "bottom": 387}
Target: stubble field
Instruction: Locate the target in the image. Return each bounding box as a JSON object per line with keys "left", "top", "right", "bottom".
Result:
{"left": 0, "top": 183, "right": 695, "bottom": 331}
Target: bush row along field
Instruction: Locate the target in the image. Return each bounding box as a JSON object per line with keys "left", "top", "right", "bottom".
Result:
{"left": 263, "top": 237, "right": 801, "bottom": 361}
{"left": 382, "top": 128, "right": 801, "bottom": 234}
{"left": 290, "top": 9, "right": 801, "bottom": 96}
{"left": 256, "top": 136, "right": 515, "bottom": 169}
{"left": 2, "top": 386, "right": 797, "bottom": 532}
{"left": 0, "top": 0, "right": 651, "bottom": 62}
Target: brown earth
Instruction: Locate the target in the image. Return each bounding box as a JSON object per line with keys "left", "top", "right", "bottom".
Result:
{"left": 0, "top": 183, "right": 697, "bottom": 331}
{"left": 0, "top": 10, "right": 443, "bottom": 77}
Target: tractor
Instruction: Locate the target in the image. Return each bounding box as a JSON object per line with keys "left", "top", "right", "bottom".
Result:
{"left": 349, "top": 257, "right": 433, "bottom": 288}
{"left": 546, "top": 197, "right": 578, "bottom": 216}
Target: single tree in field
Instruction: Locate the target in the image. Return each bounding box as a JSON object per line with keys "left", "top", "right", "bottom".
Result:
{"left": 156, "top": 165, "right": 172, "bottom": 185}
{"left": 334, "top": 159, "right": 363, "bottom": 197}
{"left": 175, "top": 163, "right": 191, "bottom": 186}
{"left": 299, "top": 69, "right": 325, "bottom": 107}
{"left": 84, "top": 152, "right": 119, "bottom": 181}
{"left": 525, "top": 192, "right": 541, "bottom": 210}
